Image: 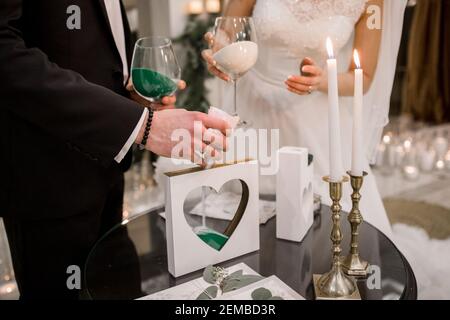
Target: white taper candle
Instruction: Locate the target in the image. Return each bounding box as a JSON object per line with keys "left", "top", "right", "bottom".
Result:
{"left": 351, "top": 50, "right": 364, "bottom": 176}
{"left": 326, "top": 38, "right": 344, "bottom": 182}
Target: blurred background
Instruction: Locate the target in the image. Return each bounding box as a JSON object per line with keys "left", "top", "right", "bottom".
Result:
{"left": 1, "top": 0, "right": 449, "bottom": 299}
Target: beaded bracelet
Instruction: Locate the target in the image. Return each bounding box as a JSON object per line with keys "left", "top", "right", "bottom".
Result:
{"left": 138, "top": 107, "right": 154, "bottom": 151}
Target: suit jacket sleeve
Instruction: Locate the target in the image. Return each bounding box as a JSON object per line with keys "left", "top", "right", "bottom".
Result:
{"left": 0, "top": 0, "right": 144, "bottom": 167}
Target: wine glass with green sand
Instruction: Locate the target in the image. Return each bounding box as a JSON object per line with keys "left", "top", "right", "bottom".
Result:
{"left": 131, "top": 36, "right": 181, "bottom": 102}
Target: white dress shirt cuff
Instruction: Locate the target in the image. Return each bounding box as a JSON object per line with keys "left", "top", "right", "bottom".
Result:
{"left": 114, "top": 108, "right": 149, "bottom": 163}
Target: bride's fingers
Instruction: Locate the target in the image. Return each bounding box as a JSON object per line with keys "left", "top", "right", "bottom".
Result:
{"left": 202, "top": 50, "right": 230, "bottom": 82}
{"left": 287, "top": 86, "right": 308, "bottom": 96}
{"left": 201, "top": 49, "right": 215, "bottom": 65}
{"left": 287, "top": 75, "right": 320, "bottom": 86}
{"left": 302, "top": 57, "right": 315, "bottom": 66}
{"left": 301, "top": 65, "right": 322, "bottom": 77}
{"left": 286, "top": 82, "right": 308, "bottom": 94}
{"left": 285, "top": 82, "right": 318, "bottom": 94}
{"left": 285, "top": 80, "right": 320, "bottom": 93}
{"left": 204, "top": 32, "right": 214, "bottom": 46}
{"left": 207, "top": 64, "right": 230, "bottom": 82}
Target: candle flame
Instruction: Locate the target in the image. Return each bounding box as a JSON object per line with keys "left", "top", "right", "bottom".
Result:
{"left": 353, "top": 50, "right": 361, "bottom": 69}
{"left": 404, "top": 139, "right": 412, "bottom": 150}
{"left": 326, "top": 37, "right": 334, "bottom": 59}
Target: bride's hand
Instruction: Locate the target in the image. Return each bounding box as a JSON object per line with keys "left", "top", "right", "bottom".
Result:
{"left": 201, "top": 32, "right": 231, "bottom": 82}
{"left": 285, "top": 57, "right": 324, "bottom": 95}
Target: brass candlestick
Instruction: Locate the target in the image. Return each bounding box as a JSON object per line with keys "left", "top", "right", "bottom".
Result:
{"left": 342, "top": 171, "right": 369, "bottom": 277}
{"left": 313, "top": 176, "right": 360, "bottom": 300}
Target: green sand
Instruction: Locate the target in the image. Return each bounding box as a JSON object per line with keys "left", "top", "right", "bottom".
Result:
{"left": 196, "top": 229, "right": 229, "bottom": 251}
{"left": 132, "top": 68, "right": 177, "bottom": 100}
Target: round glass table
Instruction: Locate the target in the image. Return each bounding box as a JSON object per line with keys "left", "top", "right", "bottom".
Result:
{"left": 84, "top": 204, "right": 417, "bottom": 300}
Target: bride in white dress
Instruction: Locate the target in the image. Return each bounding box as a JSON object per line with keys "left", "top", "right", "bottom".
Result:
{"left": 203, "top": 0, "right": 407, "bottom": 238}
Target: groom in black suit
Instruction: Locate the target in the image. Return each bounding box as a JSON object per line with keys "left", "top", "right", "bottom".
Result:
{"left": 0, "top": 0, "right": 228, "bottom": 299}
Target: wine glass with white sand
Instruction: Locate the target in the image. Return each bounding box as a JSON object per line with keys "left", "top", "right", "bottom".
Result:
{"left": 211, "top": 17, "right": 258, "bottom": 127}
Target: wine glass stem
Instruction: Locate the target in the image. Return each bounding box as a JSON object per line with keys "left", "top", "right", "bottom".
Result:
{"left": 201, "top": 186, "right": 206, "bottom": 228}
{"left": 233, "top": 79, "right": 238, "bottom": 116}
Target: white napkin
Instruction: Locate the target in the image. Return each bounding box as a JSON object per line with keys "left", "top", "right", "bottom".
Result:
{"left": 208, "top": 106, "right": 239, "bottom": 128}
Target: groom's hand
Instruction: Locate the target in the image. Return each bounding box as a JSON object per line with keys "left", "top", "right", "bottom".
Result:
{"left": 202, "top": 32, "right": 231, "bottom": 82}
{"left": 136, "top": 109, "right": 230, "bottom": 164}
{"left": 126, "top": 79, "right": 186, "bottom": 110}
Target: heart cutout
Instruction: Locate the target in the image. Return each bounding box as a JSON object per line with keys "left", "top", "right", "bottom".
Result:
{"left": 183, "top": 179, "right": 249, "bottom": 251}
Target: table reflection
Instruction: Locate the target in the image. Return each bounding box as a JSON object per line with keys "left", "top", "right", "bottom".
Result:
{"left": 85, "top": 204, "right": 416, "bottom": 300}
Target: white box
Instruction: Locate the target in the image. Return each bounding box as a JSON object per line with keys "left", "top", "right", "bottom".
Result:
{"left": 165, "top": 160, "right": 260, "bottom": 277}
{"left": 276, "top": 147, "right": 314, "bottom": 242}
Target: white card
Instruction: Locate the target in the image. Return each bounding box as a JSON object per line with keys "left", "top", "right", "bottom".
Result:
{"left": 137, "top": 263, "right": 259, "bottom": 300}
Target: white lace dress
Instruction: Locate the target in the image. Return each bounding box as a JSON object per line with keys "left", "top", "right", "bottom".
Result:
{"left": 220, "top": 0, "right": 394, "bottom": 238}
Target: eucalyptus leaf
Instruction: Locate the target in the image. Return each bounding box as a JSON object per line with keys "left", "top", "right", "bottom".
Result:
{"left": 225, "top": 270, "right": 243, "bottom": 280}
{"left": 203, "top": 265, "right": 216, "bottom": 284}
{"left": 222, "top": 275, "right": 264, "bottom": 293}
{"left": 251, "top": 288, "right": 272, "bottom": 300}
{"left": 196, "top": 286, "right": 218, "bottom": 300}
{"left": 235, "top": 275, "right": 264, "bottom": 282}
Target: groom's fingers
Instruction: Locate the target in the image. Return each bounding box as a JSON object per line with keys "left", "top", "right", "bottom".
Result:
{"left": 161, "top": 95, "right": 177, "bottom": 105}
{"left": 190, "top": 139, "right": 209, "bottom": 166}
{"left": 191, "top": 139, "right": 221, "bottom": 168}
{"left": 204, "top": 128, "right": 228, "bottom": 152}
{"left": 177, "top": 80, "right": 187, "bottom": 90}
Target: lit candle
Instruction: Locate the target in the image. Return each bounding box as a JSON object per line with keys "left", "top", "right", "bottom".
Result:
{"left": 436, "top": 159, "right": 445, "bottom": 171}
{"left": 403, "top": 138, "right": 412, "bottom": 152}
{"left": 206, "top": 0, "right": 221, "bottom": 13}
{"left": 351, "top": 50, "right": 364, "bottom": 176}
{"left": 433, "top": 136, "right": 448, "bottom": 159}
{"left": 326, "top": 38, "right": 344, "bottom": 182}
{"left": 403, "top": 165, "right": 419, "bottom": 181}
{"left": 419, "top": 149, "right": 436, "bottom": 172}
{"left": 187, "top": 0, "right": 204, "bottom": 15}
{"left": 394, "top": 145, "right": 405, "bottom": 167}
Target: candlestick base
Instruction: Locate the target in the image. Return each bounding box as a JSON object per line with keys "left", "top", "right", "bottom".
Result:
{"left": 313, "top": 274, "right": 361, "bottom": 300}
{"left": 341, "top": 255, "right": 369, "bottom": 277}
{"left": 313, "top": 175, "right": 360, "bottom": 300}
{"left": 342, "top": 171, "right": 370, "bottom": 278}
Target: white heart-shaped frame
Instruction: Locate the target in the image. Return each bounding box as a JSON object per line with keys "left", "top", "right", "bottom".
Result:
{"left": 164, "top": 160, "right": 260, "bottom": 277}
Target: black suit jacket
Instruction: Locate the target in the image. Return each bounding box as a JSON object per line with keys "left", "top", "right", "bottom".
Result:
{"left": 0, "top": 0, "right": 143, "bottom": 220}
